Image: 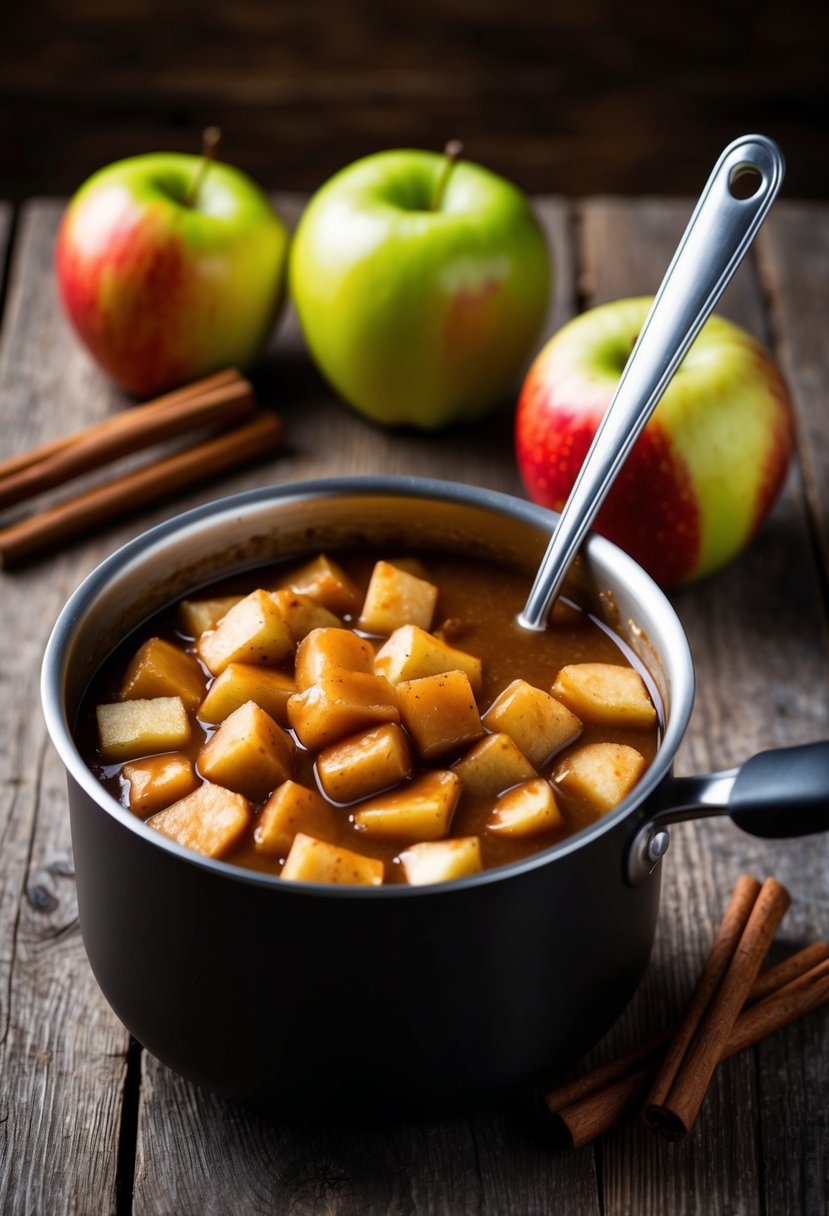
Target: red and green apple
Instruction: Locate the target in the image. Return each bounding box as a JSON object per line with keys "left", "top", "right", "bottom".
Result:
{"left": 290, "top": 147, "right": 551, "bottom": 429}
{"left": 56, "top": 149, "right": 289, "bottom": 397}
{"left": 515, "top": 297, "right": 794, "bottom": 586}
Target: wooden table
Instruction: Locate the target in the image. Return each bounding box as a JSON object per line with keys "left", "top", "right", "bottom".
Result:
{"left": 1, "top": 195, "right": 827, "bottom": 1215}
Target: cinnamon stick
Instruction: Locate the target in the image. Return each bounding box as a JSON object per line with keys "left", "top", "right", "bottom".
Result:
{"left": 0, "top": 368, "right": 243, "bottom": 485}
{"left": 0, "top": 375, "right": 254, "bottom": 510}
{"left": 642, "top": 877, "right": 790, "bottom": 1137}
{"left": 644, "top": 875, "right": 761, "bottom": 1113}
{"left": 747, "top": 939, "right": 829, "bottom": 1003}
{"left": 542, "top": 940, "right": 829, "bottom": 1120}
{"left": 0, "top": 411, "right": 283, "bottom": 566}
{"left": 542, "top": 944, "right": 829, "bottom": 1149}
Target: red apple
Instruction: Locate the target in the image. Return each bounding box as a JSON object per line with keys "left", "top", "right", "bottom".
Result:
{"left": 56, "top": 148, "right": 289, "bottom": 397}
{"left": 515, "top": 297, "right": 794, "bottom": 586}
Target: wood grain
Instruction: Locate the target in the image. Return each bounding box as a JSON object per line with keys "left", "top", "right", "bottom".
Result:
{"left": 0, "top": 203, "right": 130, "bottom": 1214}
{"left": 1, "top": 1, "right": 828, "bottom": 201}
{"left": 756, "top": 202, "right": 829, "bottom": 585}
{"left": 0, "top": 195, "right": 826, "bottom": 1215}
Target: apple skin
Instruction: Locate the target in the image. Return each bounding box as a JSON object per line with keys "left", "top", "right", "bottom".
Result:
{"left": 515, "top": 297, "right": 794, "bottom": 586}
{"left": 56, "top": 153, "right": 289, "bottom": 397}
{"left": 289, "top": 149, "right": 550, "bottom": 429}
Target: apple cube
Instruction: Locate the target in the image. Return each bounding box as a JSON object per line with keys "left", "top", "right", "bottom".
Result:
{"left": 119, "top": 636, "right": 205, "bottom": 711}
{"left": 294, "top": 627, "right": 375, "bottom": 692}
{"left": 374, "top": 624, "right": 482, "bottom": 694}
{"left": 198, "top": 700, "right": 294, "bottom": 801}
{"left": 122, "top": 753, "right": 199, "bottom": 818}
{"left": 399, "top": 837, "right": 483, "bottom": 886}
{"left": 281, "top": 833, "right": 384, "bottom": 886}
{"left": 147, "top": 781, "right": 250, "bottom": 858}
{"left": 396, "top": 670, "right": 483, "bottom": 759}
{"left": 178, "top": 595, "right": 243, "bottom": 638}
{"left": 198, "top": 662, "right": 295, "bottom": 725}
{"left": 551, "top": 663, "right": 657, "bottom": 729}
{"left": 254, "top": 781, "right": 337, "bottom": 856}
{"left": 452, "top": 732, "right": 537, "bottom": 800}
{"left": 287, "top": 671, "right": 399, "bottom": 751}
{"left": 268, "top": 589, "right": 342, "bottom": 642}
{"left": 316, "top": 722, "right": 413, "bottom": 803}
{"left": 197, "top": 588, "right": 293, "bottom": 676}
{"left": 276, "top": 554, "right": 362, "bottom": 616}
{"left": 358, "top": 560, "right": 438, "bottom": 635}
{"left": 553, "top": 742, "right": 646, "bottom": 815}
{"left": 487, "top": 778, "right": 564, "bottom": 837}
{"left": 96, "top": 696, "right": 190, "bottom": 762}
{"left": 482, "top": 679, "right": 581, "bottom": 768}
{"left": 353, "top": 770, "right": 460, "bottom": 839}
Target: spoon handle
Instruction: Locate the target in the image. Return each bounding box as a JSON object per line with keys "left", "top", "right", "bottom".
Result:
{"left": 518, "top": 134, "right": 785, "bottom": 631}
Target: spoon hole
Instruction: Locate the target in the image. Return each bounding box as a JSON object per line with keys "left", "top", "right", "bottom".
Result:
{"left": 728, "top": 163, "right": 764, "bottom": 199}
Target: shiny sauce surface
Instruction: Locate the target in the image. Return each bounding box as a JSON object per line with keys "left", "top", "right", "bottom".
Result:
{"left": 77, "top": 550, "right": 661, "bottom": 882}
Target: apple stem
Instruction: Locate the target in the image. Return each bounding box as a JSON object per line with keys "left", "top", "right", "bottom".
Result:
{"left": 430, "top": 139, "right": 464, "bottom": 211}
{"left": 185, "top": 126, "right": 222, "bottom": 207}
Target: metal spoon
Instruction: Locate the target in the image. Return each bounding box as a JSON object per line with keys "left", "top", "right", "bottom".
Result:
{"left": 518, "top": 134, "right": 785, "bottom": 631}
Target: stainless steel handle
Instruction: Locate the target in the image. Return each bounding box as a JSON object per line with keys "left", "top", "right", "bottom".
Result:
{"left": 519, "top": 134, "right": 785, "bottom": 630}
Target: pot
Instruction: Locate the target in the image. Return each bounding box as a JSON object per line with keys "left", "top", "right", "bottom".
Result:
{"left": 41, "top": 477, "right": 828, "bottom": 1116}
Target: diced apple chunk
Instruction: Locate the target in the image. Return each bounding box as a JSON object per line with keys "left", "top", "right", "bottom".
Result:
{"left": 255, "top": 781, "right": 337, "bottom": 856}
{"left": 374, "top": 624, "right": 482, "bottom": 694}
{"left": 294, "top": 627, "right": 374, "bottom": 692}
{"left": 482, "top": 679, "right": 581, "bottom": 768}
{"left": 487, "top": 778, "right": 563, "bottom": 836}
{"left": 147, "top": 781, "right": 250, "bottom": 858}
{"left": 281, "top": 833, "right": 384, "bottom": 885}
{"left": 198, "top": 701, "right": 293, "bottom": 801}
{"left": 96, "top": 697, "right": 190, "bottom": 762}
{"left": 119, "top": 636, "right": 205, "bottom": 711}
{"left": 276, "top": 554, "right": 362, "bottom": 616}
{"left": 122, "top": 753, "right": 199, "bottom": 818}
{"left": 197, "top": 589, "right": 293, "bottom": 676}
{"left": 353, "top": 770, "right": 460, "bottom": 839}
{"left": 452, "top": 732, "right": 537, "bottom": 800}
{"left": 287, "top": 671, "right": 399, "bottom": 751}
{"left": 358, "top": 560, "right": 438, "bottom": 635}
{"left": 399, "top": 837, "right": 483, "bottom": 886}
{"left": 198, "top": 663, "right": 295, "bottom": 725}
{"left": 178, "top": 595, "right": 243, "bottom": 638}
{"left": 554, "top": 742, "right": 646, "bottom": 815}
{"left": 551, "top": 663, "right": 657, "bottom": 729}
{"left": 316, "top": 723, "right": 413, "bottom": 803}
{"left": 268, "top": 589, "right": 342, "bottom": 642}
{"left": 396, "top": 670, "right": 484, "bottom": 759}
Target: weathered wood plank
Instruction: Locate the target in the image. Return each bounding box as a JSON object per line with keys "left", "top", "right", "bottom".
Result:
{"left": 0, "top": 202, "right": 12, "bottom": 291}
{"left": 2, "top": 192, "right": 826, "bottom": 1215}
{"left": 134, "top": 1065, "right": 601, "bottom": 1216}
{"left": 3, "top": 1, "right": 828, "bottom": 202}
{"left": 756, "top": 201, "right": 829, "bottom": 584}
{"left": 0, "top": 202, "right": 133, "bottom": 1216}
{"left": 577, "top": 197, "right": 829, "bottom": 1216}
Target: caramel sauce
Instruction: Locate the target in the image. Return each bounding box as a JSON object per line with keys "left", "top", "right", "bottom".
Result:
{"left": 77, "top": 550, "right": 661, "bottom": 883}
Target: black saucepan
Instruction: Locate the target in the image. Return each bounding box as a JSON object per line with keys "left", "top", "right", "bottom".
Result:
{"left": 40, "top": 477, "right": 829, "bottom": 1116}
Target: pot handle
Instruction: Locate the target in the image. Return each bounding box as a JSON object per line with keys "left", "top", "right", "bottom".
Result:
{"left": 625, "top": 740, "right": 829, "bottom": 886}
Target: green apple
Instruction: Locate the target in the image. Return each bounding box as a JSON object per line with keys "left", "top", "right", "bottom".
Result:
{"left": 290, "top": 147, "right": 550, "bottom": 429}
{"left": 56, "top": 145, "right": 289, "bottom": 397}
{"left": 515, "top": 297, "right": 795, "bottom": 586}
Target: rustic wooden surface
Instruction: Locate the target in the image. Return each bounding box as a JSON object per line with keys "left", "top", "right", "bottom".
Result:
{"left": 3, "top": 0, "right": 829, "bottom": 202}
{"left": 0, "top": 193, "right": 827, "bottom": 1214}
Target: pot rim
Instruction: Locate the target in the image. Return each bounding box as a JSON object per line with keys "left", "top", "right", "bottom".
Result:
{"left": 41, "top": 474, "right": 695, "bottom": 898}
